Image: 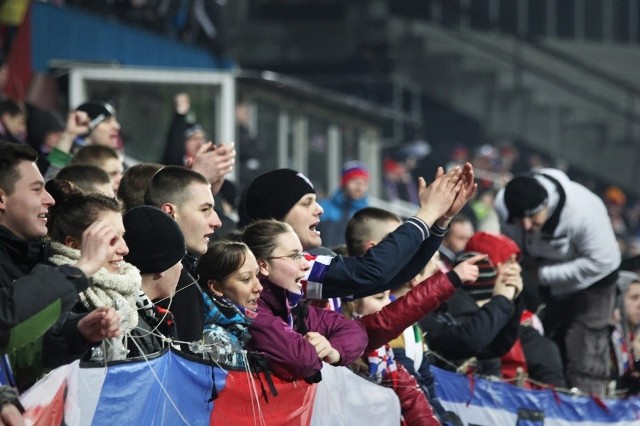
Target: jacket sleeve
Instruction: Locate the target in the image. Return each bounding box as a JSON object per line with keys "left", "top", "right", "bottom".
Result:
{"left": 249, "top": 307, "right": 324, "bottom": 380}
{"left": 482, "top": 297, "right": 523, "bottom": 358}
{"left": 359, "top": 271, "right": 460, "bottom": 352}
{"left": 420, "top": 295, "right": 518, "bottom": 360}
{"left": 42, "top": 311, "right": 92, "bottom": 369}
{"left": 161, "top": 112, "right": 189, "bottom": 166}
{"left": 537, "top": 205, "right": 620, "bottom": 290}
{"left": 519, "top": 326, "right": 567, "bottom": 388}
{"left": 44, "top": 148, "right": 72, "bottom": 181}
{"left": 392, "top": 347, "right": 435, "bottom": 398}
{"left": 309, "top": 218, "right": 445, "bottom": 300}
{"left": 309, "top": 307, "right": 367, "bottom": 367}
{"left": 389, "top": 363, "right": 441, "bottom": 426}
{"left": 0, "top": 263, "right": 88, "bottom": 355}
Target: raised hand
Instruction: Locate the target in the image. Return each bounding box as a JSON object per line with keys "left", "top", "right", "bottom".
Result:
{"left": 56, "top": 110, "right": 91, "bottom": 154}
{"left": 190, "top": 141, "right": 236, "bottom": 195}
{"left": 452, "top": 253, "right": 485, "bottom": 284}
{"left": 74, "top": 220, "right": 120, "bottom": 277}
{"left": 174, "top": 93, "right": 190, "bottom": 115}
{"left": 77, "top": 306, "right": 122, "bottom": 343}
{"left": 493, "top": 256, "right": 523, "bottom": 301}
{"left": 415, "top": 166, "right": 463, "bottom": 226}
{"left": 444, "top": 162, "right": 477, "bottom": 220}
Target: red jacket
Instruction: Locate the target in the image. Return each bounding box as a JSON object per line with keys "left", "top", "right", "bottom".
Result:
{"left": 356, "top": 271, "right": 459, "bottom": 426}
{"left": 360, "top": 271, "right": 460, "bottom": 352}
{"left": 394, "top": 363, "right": 441, "bottom": 426}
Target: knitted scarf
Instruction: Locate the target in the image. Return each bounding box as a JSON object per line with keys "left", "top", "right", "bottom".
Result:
{"left": 49, "top": 241, "right": 141, "bottom": 334}
{"left": 349, "top": 311, "right": 399, "bottom": 388}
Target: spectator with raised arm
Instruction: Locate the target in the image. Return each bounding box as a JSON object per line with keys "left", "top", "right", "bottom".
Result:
{"left": 240, "top": 163, "right": 477, "bottom": 301}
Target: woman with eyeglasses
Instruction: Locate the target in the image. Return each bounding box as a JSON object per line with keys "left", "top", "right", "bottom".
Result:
{"left": 242, "top": 219, "right": 367, "bottom": 382}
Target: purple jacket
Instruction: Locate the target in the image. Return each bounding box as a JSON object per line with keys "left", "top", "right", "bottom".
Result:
{"left": 249, "top": 281, "right": 367, "bottom": 380}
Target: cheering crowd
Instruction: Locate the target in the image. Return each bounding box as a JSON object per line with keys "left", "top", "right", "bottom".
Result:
{"left": 0, "top": 96, "right": 635, "bottom": 426}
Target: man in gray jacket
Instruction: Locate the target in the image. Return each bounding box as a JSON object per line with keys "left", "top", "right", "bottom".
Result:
{"left": 494, "top": 168, "right": 620, "bottom": 396}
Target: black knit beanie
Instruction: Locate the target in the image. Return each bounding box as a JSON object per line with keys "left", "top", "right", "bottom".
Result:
{"left": 244, "top": 169, "right": 315, "bottom": 222}
{"left": 123, "top": 206, "right": 186, "bottom": 274}
{"left": 76, "top": 101, "right": 116, "bottom": 131}
{"left": 503, "top": 175, "right": 548, "bottom": 220}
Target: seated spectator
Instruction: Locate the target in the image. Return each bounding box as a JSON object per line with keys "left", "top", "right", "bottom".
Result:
{"left": 71, "top": 145, "right": 124, "bottom": 193}
{"left": 317, "top": 161, "right": 370, "bottom": 247}
{"left": 56, "top": 164, "right": 114, "bottom": 196}
{"left": 242, "top": 219, "right": 367, "bottom": 382}
{"left": 420, "top": 231, "right": 524, "bottom": 377}
{"left": 122, "top": 205, "right": 186, "bottom": 358}
{"left": 611, "top": 271, "right": 640, "bottom": 396}
{"left": 46, "top": 180, "right": 139, "bottom": 362}
{"left": 117, "top": 162, "right": 163, "bottom": 212}
{"left": 0, "top": 142, "right": 121, "bottom": 393}
{"left": 195, "top": 240, "right": 262, "bottom": 368}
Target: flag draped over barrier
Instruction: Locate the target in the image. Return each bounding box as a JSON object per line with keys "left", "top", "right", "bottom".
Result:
{"left": 433, "top": 366, "right": 640, "bottom": 426}
{"left": 18, "top": 348, "right": 400, "bottom": 426}
{"left": 21, "top": 348, "right": 640, "bottom": 426}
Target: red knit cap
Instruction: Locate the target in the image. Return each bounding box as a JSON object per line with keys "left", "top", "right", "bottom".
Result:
{"left": 464, "top": 231, "right": 521, "bottom": 265}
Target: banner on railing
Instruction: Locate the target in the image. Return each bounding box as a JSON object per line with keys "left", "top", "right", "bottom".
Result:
{"left": 433, "top": 366, "right": 640, "bottom": 426}
{"left": 18, "top": 349, "right": 400, "bottom": 426}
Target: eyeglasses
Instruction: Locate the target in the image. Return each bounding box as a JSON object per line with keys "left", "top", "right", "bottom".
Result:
{"left": 265, "top": 251, "right": 305, "bottom": 262}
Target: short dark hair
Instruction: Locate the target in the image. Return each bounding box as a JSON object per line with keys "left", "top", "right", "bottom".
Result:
{"left": 0, "top": 142, "right": 38, "bottom": 195}
{"left": 345, "top": 207, "right": 401, "bottom": 256}
{"left": 71, "top": 145, "right": 119, "bottom": 167}
{"left": 56, "top": 164, "right": 111, "bottom": 193}
{"left": 144, "top": 165, "right": 209, "bottom": 207}
{"left": 0, "top": 99, "right": 26, "bottom": 118}
{"left": 117, "top": 163, "right": 163, "bottom": 212}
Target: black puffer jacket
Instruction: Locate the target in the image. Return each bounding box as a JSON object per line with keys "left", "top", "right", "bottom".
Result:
{"left": 420, "top": 290, "right": 522, "bottom": 376}
{"left": 0, "top": 225, "right": 90, "bottom": 389}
